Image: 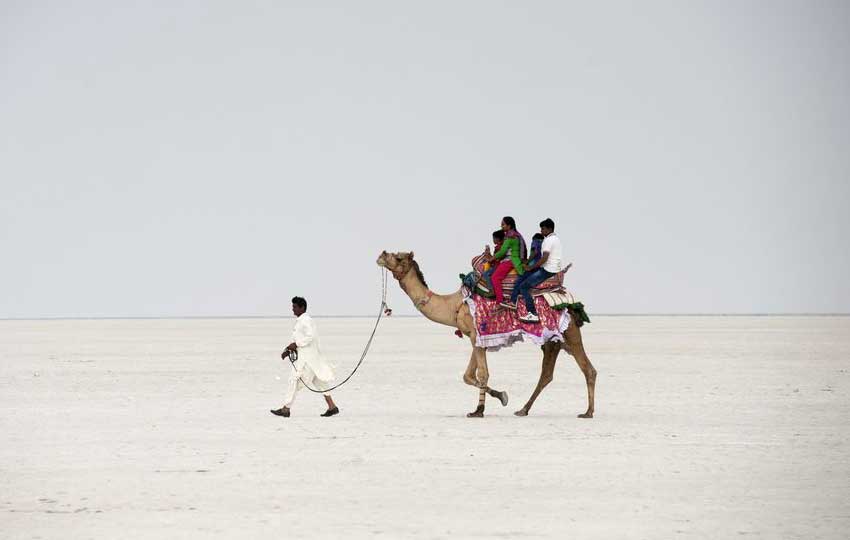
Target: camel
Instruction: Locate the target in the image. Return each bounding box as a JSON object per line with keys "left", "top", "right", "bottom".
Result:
{"left": 376, "top": 251, "right": 596, "bottom": 418}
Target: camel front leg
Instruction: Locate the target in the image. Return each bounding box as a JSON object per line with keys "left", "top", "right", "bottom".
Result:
{"left": 515, "top": 342, "right": 559, "bottom": 416}
{"left": 467, "top": 346, "right": 489, "bottom": 417}
{"left": 462, "top": 347, "right": 479, "bottom": 388}
{"left": 463, "top": 345, "right": 508, "bottom": 418}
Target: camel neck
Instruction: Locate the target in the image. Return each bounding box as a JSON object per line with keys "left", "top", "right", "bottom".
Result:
{"left": 399, "top": 270, "right": 463, "bottom": 328}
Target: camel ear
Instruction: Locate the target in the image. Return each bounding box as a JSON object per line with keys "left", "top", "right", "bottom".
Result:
{"left": 409, "top": 251, "right": 414, "bottom": 260}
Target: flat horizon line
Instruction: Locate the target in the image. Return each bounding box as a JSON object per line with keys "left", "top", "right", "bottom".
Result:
{"left": 1, "top": 313, "right": 849, "bottom": 322}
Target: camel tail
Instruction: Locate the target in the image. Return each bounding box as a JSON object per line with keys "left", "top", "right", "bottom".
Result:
{"left": 567, "top": 302, "right": 591, "bottom": 328}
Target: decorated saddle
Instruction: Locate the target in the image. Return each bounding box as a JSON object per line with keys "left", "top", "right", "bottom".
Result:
{"left": 459, "top": 252, "right": 590, "bottom": 351}
{"left": 466, "top": 252, "right": 564, "bottom": 299}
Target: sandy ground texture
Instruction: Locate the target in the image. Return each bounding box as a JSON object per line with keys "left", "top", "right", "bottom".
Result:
{"left": 1, "top": 315, "right": 849, "bottom": 539}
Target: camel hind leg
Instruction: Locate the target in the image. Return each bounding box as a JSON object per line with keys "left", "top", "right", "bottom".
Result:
{"left": 563, "top": 313, "right": 597, "bottom": 418}
{"left": 462, "top": 343, "right": 508, "bottom": 418}
{"left": 515, "top": 341, "right": 560, "bottom": 416}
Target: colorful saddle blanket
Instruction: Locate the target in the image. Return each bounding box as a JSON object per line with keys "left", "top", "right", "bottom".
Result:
{"left": 469, "top": 252, "right": 564, "bottom": 299}
{"left": 464, "top": 294, "right": 571, "bottom": 351}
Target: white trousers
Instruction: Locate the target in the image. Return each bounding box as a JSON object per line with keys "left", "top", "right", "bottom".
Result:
{"left": 283, "top": 359, "right": 330, "bottom": 407}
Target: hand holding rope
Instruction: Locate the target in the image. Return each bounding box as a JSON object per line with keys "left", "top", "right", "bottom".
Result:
{"left": 281, "top": 267, "right": 390, "bottom": 393}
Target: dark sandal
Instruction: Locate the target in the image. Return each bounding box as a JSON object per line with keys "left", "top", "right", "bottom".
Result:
{"left": 320, "top": 407, "right": 340, "bottom": 417}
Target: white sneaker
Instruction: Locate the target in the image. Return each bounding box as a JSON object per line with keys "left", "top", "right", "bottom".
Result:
{"left": 519, "top": 313, "right": 540, "bottom": 324}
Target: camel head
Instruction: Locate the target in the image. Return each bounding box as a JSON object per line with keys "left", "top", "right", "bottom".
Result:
{"left": 376, "top": 250, "right": 416, "bottom": 278}
{"left": 377, "top": 251, "right": 429, "bottom": 288}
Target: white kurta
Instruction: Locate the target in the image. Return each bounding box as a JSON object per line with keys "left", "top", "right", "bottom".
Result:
{"left": 283, "top": 313, "right": 335, "bottom": 405}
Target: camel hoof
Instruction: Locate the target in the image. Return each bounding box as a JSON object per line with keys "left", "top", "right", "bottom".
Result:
{"left": 489, "top": 390, "right": 508, "bottom": 407}
{"left": 467, "top": 410, "right": 484, "bottom": 418}
{"left": 514, "top": 409, "right": 528, "bottom": 417}
{"left": 577, "top": 412, "right": 593, "bottom": 419}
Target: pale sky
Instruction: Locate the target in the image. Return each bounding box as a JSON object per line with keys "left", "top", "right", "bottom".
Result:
{"left": 2, "top": 1, "right": 849, "bottom": 318}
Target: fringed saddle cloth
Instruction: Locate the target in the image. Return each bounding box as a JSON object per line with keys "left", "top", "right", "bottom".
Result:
{"left": 464, "top": 294, "right": 571, "bottom": 351}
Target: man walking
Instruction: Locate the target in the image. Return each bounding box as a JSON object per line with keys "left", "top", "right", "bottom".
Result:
{"left": 270, "top": 296, "right": 340, "bottom": 417}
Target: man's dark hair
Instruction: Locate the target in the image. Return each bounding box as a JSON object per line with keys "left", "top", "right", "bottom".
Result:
{"left": 502, "top": 216, "right": 516, "bottom": 230}
{"left": 291, "top": 296, "right": 307, "bottom": 310}
{"left": 492, "top": 230, "right": 506, "bottom": 241}
{"left": 532, "top": 233, "right": 545, "bottom": 241}
{"left": 539, "top": 218, "right": 555, "bottom": 230}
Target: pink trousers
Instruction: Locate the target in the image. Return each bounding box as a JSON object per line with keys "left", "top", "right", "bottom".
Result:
{"left": 491, "top": 260, "right": 515, "bottom": 303}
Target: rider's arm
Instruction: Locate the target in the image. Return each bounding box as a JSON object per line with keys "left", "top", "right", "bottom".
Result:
{"left": 526, "top": 251, "right": 549, "bottom": 272}
{"left": 492, "top": 237, "right": 515, "bottom": 261}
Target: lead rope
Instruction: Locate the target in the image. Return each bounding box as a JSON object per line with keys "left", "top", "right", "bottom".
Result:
{"left": 286, "top": 267, "right": 389, "bottom": 393}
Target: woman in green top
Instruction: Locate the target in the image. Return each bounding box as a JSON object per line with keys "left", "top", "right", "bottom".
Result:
{"left": 488, "top": 216, "right": 527, "bottom": 306}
